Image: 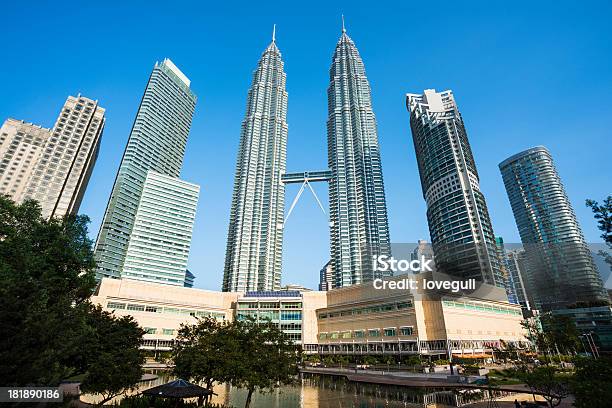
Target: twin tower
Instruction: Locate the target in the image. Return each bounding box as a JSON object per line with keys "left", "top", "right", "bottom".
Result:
{"left": 222, "top": 25, "right": 391, "bottom": 292}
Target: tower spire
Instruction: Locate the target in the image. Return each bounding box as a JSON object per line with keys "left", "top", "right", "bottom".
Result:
{"left": 341, "top": 14, "right": 346, "bottom": 33}
{"left": 272, "top": 24, "right": 276, "bottom": 42}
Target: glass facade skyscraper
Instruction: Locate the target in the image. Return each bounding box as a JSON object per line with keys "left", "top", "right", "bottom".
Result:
{"left": 121, "top": 170, "right": 199, "bottom": 286}
{"left": 406, "top": 89, "right": 504, "bottom": 287}
{"left": 327, "top": 27, "right": 391, "bottom": 287}
{"left": 504, "top": 249, "right": 532, "bottom": 310}
{"left": 499, "top": 146, "right": 607, "bottom": 310}
{"left": 94, "top": 59, "right": 197, "bottom": 280}
{"left": 223, "top": 33, "right": 288, "bottom": 292}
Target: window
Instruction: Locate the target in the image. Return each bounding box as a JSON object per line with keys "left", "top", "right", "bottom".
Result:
{"left": 107, "top": 302, "right": 126, "bottom": 310}
{"left": 162, "top": 329, "right": 174, "bottom": 335}
{"left": 281, "top": 302, "right": 302, "bottom": 309}
{"left": 127, "top": 304, "right": 145, "bottom": 312}
{"left": 145, "top": 306, "right": 159, "bottom": 313}
{"left": 319, "top": 333, "right": 327, "bottom": 340}
{"left": 341, "top": 331, "right": 351, "bottom": 339}
{"left": 354, "top": 330, "right": 365, "bottom": 338}
{"left": 400, "top": 326, "right": 414, "bottom": 336}
{"left": 397, "top": 301, "right": 412, "bottom": 310}
{"left": 384, "top": 328, "right": 396, "bottom": 337}
{"left": 368, "top": 329, "right": 380, "bottom": 337}
{"left": 259, "top": 302, "right": 279, "bottom": 309}
{"left": 144, "top": 327, "right": 157, "bottom": 334}
{"left": 238, "top": 303, "right": 257, "bottom": 309}
{"left": 280, "top": 311, "right": 301, "bottom": 321}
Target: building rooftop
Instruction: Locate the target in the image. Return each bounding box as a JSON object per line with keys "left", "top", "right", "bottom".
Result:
{"left": 498, "top": 146, "right": 550, "bottom": 169}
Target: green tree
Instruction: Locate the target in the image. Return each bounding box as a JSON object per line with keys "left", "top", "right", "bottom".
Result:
{"left": 79, "top": 305, "right": 146, "bottom": 406}
{"left": 0, "top": 197, "right": 96, "bottom": 385}
{"left": 518, "top": 366, "right": 569, "bottom": 408}
{"left": 228, "top": 319, "right": 300, "bottom": 408}
{"left": 540, "top": 314, "right": 580, "bottom": 355}
{"left": 172, "top": 317, "right": 235, "bottom": 391}
{"left": 586, "top": 196, "right": 612, "bottom": 272}
{"left": 521, "top": 317, "right": 549, "bottom": 355}
{"left": 572, "top": 356, "right": 612, "bottom": 408}
{"left": 0, "top": 196, "right": 145, "bottom": 398}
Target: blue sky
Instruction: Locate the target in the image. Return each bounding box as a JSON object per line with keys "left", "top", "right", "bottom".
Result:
{"left": 2, "top": 1, "right": 611, "bottom": 290}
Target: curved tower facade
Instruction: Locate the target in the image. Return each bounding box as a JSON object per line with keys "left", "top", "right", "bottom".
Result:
{"left": 406, "top": 89, "right": 504, "bottom": 287}
{"left": 223, "top": 33, "right": 288, "bottom": 292}
{"left": 327, "top": 27, "right": 391, "bottom": 288}
{"left": 499, "top": 146, "right": 607, "bottom": 309}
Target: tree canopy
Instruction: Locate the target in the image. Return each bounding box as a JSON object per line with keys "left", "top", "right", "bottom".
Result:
{"left": 586, "top": 196, "right": 612, "bottom": 273}
{"left": 173, "top": 317, "right": 236, "bottom": 390}
{"left": 0, "top": 196, "right": 145, "bottom": 400}
{"left": 172, "top": 317, "right": 300, "bottom": 408}
{"left": 572, "top": 356, "right": 612, "bottom": 408}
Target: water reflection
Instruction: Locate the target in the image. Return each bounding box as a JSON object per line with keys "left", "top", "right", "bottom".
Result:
{"left": 94, "top": 370, "right": 483, "bottom": 408}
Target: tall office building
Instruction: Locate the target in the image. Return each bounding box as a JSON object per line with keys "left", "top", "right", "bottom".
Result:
{"left": 327, "top": 24, "right": 391, "bottom": 288}
{"left": 406, "top": 89, "right": 504, "bottom": 287}
{"left": 499, "top": 146, "right": 607, "bottom": 309}
{"left": 95, "top": 59, "right": 197, "bottom": 280}
{"left": 223, "top": 30, "right": 288, "bottom": 292}
{"left": 0, "top": 95, "right": 105, "bottom": 219}
{"left": 495, "top": 237, "right": 518, "bottom": 304}
{"left": 0, "top": 119, "right": 52, "bottom": 202}
{"left": 319, "top": 260, "right": 333, "bottom": 291}
{"left": 410, "top": 239, "right": 435, "bottom": 267}
{"left": 121, "top": 171, "right": 199, "bottom": 286}
{"left": 504, "top": 249, "right": 532, "bottom": 310}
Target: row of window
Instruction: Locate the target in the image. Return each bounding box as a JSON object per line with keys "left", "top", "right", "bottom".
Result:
{"left": 106, "top": 301, "right": 225, "bottom": 319}
{"left": 237, "top": 302, "right": 302, "bottom": 309}
{"left": 318, "top": 300, "right": 413, "bottom": 320}
{"left": 319, "top": 326, "right": 414, "bottom": 340}
{"left": 236, "top": 310, "right": 302, "bottom": 321}
{"left": 144, "top": 327, "right": 175, "bottom": 335}
{"left": 442, "top": 300, "right": 522, "bottom": 316}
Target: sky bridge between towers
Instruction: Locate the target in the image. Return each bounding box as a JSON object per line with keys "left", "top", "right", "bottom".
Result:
{"left": 281, "top": 170, "right": 333, "bottom": 228}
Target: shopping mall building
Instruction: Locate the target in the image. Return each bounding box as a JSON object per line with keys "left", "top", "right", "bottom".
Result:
{"left": 91, "top": 272, "right": 528, "bottom": 359}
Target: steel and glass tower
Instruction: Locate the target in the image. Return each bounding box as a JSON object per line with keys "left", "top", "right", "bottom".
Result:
{"left": 121, "top": 170, "right": 199, "bottom": 286}
{"left": 223, "top": 29, "right": 288, "bottom": 292}
{"left": 406, "top": 89, "right": 504, "bottom": 287}
{"left": 94, "top": 59, "right": 197, "bottom": 280}
{"left": 499, "top": 146, "right": 607, "bottom": 309}
{"left": 326, "top": 23, "right": 391, "bottom": 287}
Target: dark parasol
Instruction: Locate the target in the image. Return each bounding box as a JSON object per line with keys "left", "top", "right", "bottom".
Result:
{"left": 142, "top": 379, "right": 213, "bottom": 399}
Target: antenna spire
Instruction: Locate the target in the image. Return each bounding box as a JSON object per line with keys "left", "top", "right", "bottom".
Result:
{"left": 341, "top": 14, "right": 346, "bottom": 33}
{"left": 272, "top": 24, "right": 276, "bottom": 42}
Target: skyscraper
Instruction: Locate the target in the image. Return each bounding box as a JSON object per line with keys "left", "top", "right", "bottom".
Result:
{"left": 327, "top": 24, "right": 391, "bottom": 288}
{"left": 499, "top": 146, "right": 607, "bottom": 309}
{"left": 0, "top": 119, "right": 52, "bottom": 202}
{"left": 504, "top": 249, "right": 532, "bottom": 311}
{"left": 319, "top": 260, "right": 333, "bottom": 291}
{"left": 495, "top": 236, "right": 518, "bottom": 304}
{"left": 223, "top": 29, "right": 288, "bottom": 292}
{"left": 406, "top": 89, "right": 504, "bottom": 287}
{"left": 0, "top": 94, "right": 105, "bottom": 219}
{"left": 121, "top": 171, "right": 199, "bottom": 286}
{"left": 95, "top": 59, "right": 197, "bottom": 280}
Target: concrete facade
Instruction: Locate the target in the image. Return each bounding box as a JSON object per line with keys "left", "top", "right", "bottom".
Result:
{"left": 0, "top": 119, "right": 52, "bottom": 202}
{"left": 1, "top": 94, "right": 105, "bottom": 219}
{"left": 92, "top": 276, "right": 526, "bottom": 357}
